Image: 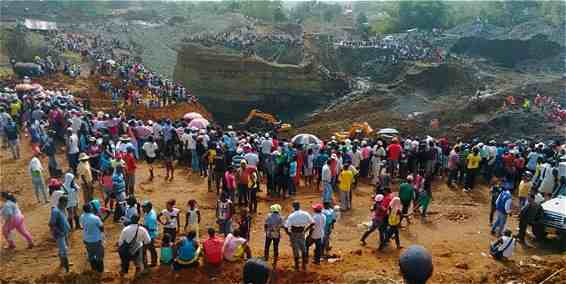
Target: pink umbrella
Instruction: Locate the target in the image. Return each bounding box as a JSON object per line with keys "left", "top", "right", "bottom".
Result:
{"left": 188, "top": 118, "right": 209, "bottom": 129}
{"left": 183, "top": 112, "right": 203, "bottom": 121}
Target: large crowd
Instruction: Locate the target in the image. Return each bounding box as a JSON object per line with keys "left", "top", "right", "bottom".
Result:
{"left": 0, "top": 71, "right": 565, "bottom": 282}
{"left": 335, "top": 32, "right": 444, "bottom": 65}
{"left": 185, "top": 25, "right": 303, "bottom": 58}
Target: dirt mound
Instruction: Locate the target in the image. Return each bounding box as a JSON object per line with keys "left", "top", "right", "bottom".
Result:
{"left": 444, "top": 211, "right": 471, "bottom": 223}
{"left": 494, "top": 256, "right": 566, "bottom": 284}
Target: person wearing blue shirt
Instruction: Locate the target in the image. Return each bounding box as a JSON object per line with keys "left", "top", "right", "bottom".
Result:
{"left": 142, "top": 201, "right": 159, "bottom": 267}
{"left": 80, "top": 203, "right": 105, "bottom": 272}
{"left": 49, "top": 196, "right": 71, "bottom": 272}
{"left": 289, "top": 157, "right": 298, "bottom": 195}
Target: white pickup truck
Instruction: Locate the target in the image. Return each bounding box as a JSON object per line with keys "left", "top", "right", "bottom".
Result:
{"left": 539, "top": 171, "right": 566, "bottom": 247}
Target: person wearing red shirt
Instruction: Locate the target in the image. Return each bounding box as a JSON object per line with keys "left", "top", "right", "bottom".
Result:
{"left": 386, "top": 139, "right": 402, "bottom": 178}
{"left": 203, "top": 227, "right": 224, "bottom": 267}
{"left": 124, "top": 148, "right": 137, "bottom": 195}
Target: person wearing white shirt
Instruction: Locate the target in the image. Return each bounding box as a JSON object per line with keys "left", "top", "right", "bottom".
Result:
{"left": 118, "top": 216, "right": 151, "bottom": 276}
{"left": 490, "top": 229, "right": 515, "bottom": 260}
{"left": 306, "top": 204, "right": 326, "bottom": 264}
{"left": 321, "top": 161, "right": 332, "bottom": 203}
{"left": 29, "top": 154, "right": 48, "bottom": 203}
{"left": 66, "top": 128, "right": 80, "bottom": 171}
{"left": 285, "top": 201, "right": 314, "bottom": 270}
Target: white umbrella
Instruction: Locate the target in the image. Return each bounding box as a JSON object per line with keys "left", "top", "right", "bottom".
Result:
{"left": 188, "top": 118, "right": 209, "bottom": 129}
{"left": 106, "top": 59, "right": 116, "bottom": 65}
{"left": 183, "top": 112, "right": 203, "bottom": 121}
{"left": 291, "top": 133, "right": 321, "bottom": 146}
{"left": 377, "top": 128, "right": 399, "bottom": 135}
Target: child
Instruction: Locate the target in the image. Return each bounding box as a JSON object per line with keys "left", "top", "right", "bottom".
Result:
{"left": 159, "top": 199, "right": 181, "bottom": 242}
{"left": 386, "top": 197, "right": 402, "bottom": 249}
{"left": 99, "top": 168, "right": 113, "bottom": 208}
{"left": 517, "top": 173, "right": 532, "bottom": 209}
{"left": 489, "top": 178, "right": 503, "bottom": 225}
{"left": 238, "top": 208, "right": 252, "bottom": 241}
{"left": 164, "top": 144, "right": 175, "bottom": 181}
{"left": 160, "top": 233, "right": 174, "bottom": 265}
{"left": 184, "top": 200, "right": 201, "bottom": 239}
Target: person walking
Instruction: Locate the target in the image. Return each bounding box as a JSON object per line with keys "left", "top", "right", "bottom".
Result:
{"left": 1, "top": 192, "right": 34, "bottom": 249}
{"left": 491, "top": 186, "right": 512, "bottom": 236}
{"left": 284, "top": 201, "right": 314, "bottom": 271}
{"left": 385, "top": 197, "right": 402, "bottom": 249}
{"left": 321, "top": 202, "right": 336, "bottom": 256}
{"left": 248, "top": 169, "right": 259, "bottom": 213}
{"left": 49, "top": 195, "right": 71, "bottom": 272}
{"left": 77, "top": 153, "right": 94, "bottom": 203}
{"left": 264, "top": 204, "right": 283, "bottom": 266}
{"left": 360, "top": 194, "right": 387, "bottom": 247}
{"left": 142, "top": 201, "right": 159, "bottom": 267}
{"left": 79, "top": 203, "right": 105, "bottom": 272}
{"left": 142, "top": 136, "right": 158, "bottom": 181}
{"left": 63, "top": 173, "right": 81, "bottom": 230}
{"left": 66, "top": 128, "right": 80, "bottom": 173}
{"left": 124, "top": 148, "right": 137, "bottom": 196}
{"left": 4, "top": 119, "right": 20, "bottom": 159}
{"left": 118, "top": 215, "right": 151, "bottom": 277}
{"left": 29, "top": 153, "right": 48, "bottom": 204}
{"left": 306, "top": 203, "right": 326, "bottom": 265}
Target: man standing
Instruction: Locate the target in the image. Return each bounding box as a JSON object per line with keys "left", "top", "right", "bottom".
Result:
{"left": 399, "top": 176, "right": 415, "bottom": 223}
{"left": 66, "top": 128, "right": 80, "bottom": 173}
{"left": 264, "top": 204, "right": 283, "bottom": 266}
{"left": 491, "top": 186, "right": 512, "bottom": 236}
{"left": 285, "top": 201, "right": 314, "bottom": 271}
{"left": 307, "top": 203, "right": 326, "bottom": 265}
{"left": 49, "top": 196, "right": 71, "bottom": 272}
{"left": 516, "top": 195, "right": 544, "bottom": 244}
{"left": 142, "top": 201, "right": 159, "bottom": 267}
{"left": 118, "top": 215, "right": 151, "bottom": 277}
{"left": 124, "top": 148, "right": 137, "bottom": 196}
{"left": 338, "top": 163, "right": 354, "bottom": 210}
{"left": 80, "top": 203, "right": 105, "bottom": 272}
{"left": 77, "top": 153, "right": 94, "bottom": 203}
{"left": 321, "top": 160, "right": 333, "bottom": 203}
{"left": 464, "top": 147, "right": 481, "bottom": 192}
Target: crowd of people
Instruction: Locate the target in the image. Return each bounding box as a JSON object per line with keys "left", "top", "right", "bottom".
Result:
{"left": 185, "top": 25, "right": 303, "bottom": 58}
{"left": 335, "top": 32, "right": 444, "bottom": 65}
{"left": 1, "top": 72, "right": 565, "bottom": 280}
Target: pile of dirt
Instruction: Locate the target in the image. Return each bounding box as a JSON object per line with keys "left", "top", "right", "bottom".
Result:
{"left": 494, "top": 256, "right": 566, "bottom": 284}
{"left": 444, "top": 211, "right": 471, "bottom": 223}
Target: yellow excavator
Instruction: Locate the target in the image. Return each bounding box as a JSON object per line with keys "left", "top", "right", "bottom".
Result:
{"left": 241, "top": 109, "right": 292, "bottom": 132}
{"left": 334, "top": 122, "right": 373, "bottom": 141}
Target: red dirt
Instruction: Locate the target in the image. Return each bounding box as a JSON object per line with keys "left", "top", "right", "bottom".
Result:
{"left": 1, "top": 138, "right": 565, "bottom": 284}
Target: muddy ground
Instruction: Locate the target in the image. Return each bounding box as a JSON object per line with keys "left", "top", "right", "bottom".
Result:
{"left": 1, "top": 139, "right": 565, "bottom": 284}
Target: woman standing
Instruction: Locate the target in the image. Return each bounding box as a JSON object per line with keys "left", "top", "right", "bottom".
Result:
{"left": 1, "top": 192, "right": 34, "bottom": 249}
{"left": 29, "top": 153, "right": 48, "bottom": 204}
{"left": 63, "top": 173, "right": 81, "bottom": 230}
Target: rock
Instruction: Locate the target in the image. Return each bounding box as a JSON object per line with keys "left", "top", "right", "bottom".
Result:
{"left": 530, "top": 255, "right": 543, "bottom": 262}
{"left": 455, "top": 263, "right": 469, "bottom": 270}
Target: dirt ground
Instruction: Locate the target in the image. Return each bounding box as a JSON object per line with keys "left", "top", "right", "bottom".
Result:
{"left": 1, "top": 138, "right": 565, "bottom": 284}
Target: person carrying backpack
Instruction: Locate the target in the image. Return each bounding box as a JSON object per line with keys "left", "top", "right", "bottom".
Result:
{"left": 118, "top": 215, "right": 151, "bottom": 277}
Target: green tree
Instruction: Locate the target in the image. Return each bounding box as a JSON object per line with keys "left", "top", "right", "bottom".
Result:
{"left": 398, "top": 0, "right": 448, "bottom": 30}
{"left": 356, "top": 12, "right": 370, "bottom": 39}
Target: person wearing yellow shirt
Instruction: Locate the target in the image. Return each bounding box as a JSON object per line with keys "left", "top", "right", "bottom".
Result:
{"left": 338, "top": 163, "right": 354, "bottom": 211}
{"left": 464, "top": 147, "right": 482, "bottom": 192}
{"left": 517, "top": 173, "right": 532, "bottom": 208}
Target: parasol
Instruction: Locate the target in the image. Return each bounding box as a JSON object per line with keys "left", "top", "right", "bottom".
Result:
{"left": 183, "top": 112, "right": 203, "bottom": 121}
{"left": 291, "top": 133, "right": 321, "bottom": 146}
{"left": 188, "top": 118, "right": 209, "bottom": 129}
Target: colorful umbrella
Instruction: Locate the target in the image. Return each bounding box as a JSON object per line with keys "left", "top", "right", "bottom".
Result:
{"left": 188, "top": 118, "right": 209, "bottom": 129}
{"left": 183, "top": 112, "right": 203, "bottom": 121}
{"left": 291, "top": 133, "right": 321, "bottom": 146}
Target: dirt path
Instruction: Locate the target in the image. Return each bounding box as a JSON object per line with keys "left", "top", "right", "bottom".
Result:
{"left": 0, "top": 139, "right": 565, "bottom": 283}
